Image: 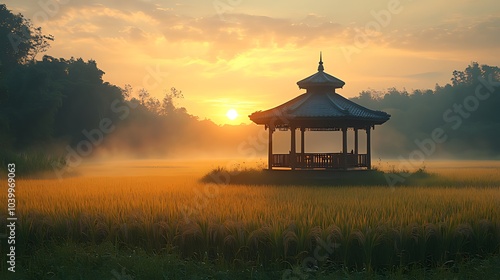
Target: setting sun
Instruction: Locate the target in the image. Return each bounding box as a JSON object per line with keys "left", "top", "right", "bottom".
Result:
{"left": 226, "top": 109, "right": 238, "bottom": 120}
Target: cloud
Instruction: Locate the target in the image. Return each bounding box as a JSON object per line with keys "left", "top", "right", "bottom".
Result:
{"left": 403, "top": 71, "right": 445, "bottom": 80}
{"left": 156, "top": 13, "right": 347, "bottom": 60}
{"left": 11, "top": 0, "right": 498, "bottom": 66}
{"left": 121, "top": 26, "right": 148, "bottom": 42}
{"left": 385, "top": 16, "right": 500, "bottom": 51}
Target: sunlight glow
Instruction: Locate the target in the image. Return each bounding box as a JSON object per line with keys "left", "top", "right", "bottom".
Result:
{"left": 226, "top": 109, "right": 238, "bottom": 120}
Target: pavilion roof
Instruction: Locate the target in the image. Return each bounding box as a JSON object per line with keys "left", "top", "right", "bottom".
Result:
{"left": 296, "top": 54, "right": 345, "bottom": 89}
{"left": 249, "top": 91, "right": 390, "bottom": 127}
{"left": 296, "top": 71, "right": 345, "bottom": 89}
{"left": 249, "top": 54, "right": 390, "bottom": 128}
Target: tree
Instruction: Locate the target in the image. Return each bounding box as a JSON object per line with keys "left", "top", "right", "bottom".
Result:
{"left": 51, "top": 57, "right": 125, "bottom": 143}
{"left": 0, "top": 4, "right": 53, "bottom": 71}
{"left": 138, "top": 88, "right": 150, "bottom": 105}
{"left": 122, "top": 84, "right": 133, "bottom": 99}
{"left": 161, "top": 87, "right": 183, "bottom": 115}
{"left": 350, "top": 62, "right": 500, "bottom": 158}
{"left": 451, "top": 62, "right": 500, "bottom": 86}
{"left": 0, "top": 4, "right": 55, "bottom": 148}
{"left": 146, "top": 97, "right": 161, "bottom": 114}
{"left": 3, "top": 60, "right": 63, "bottom": 147}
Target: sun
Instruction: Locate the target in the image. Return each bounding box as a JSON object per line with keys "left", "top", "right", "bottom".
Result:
{"left": 226, "top": 109, "right": 238, "bottom": 120}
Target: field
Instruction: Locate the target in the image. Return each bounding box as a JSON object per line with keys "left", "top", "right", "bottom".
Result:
{"left": 1, "top": 160, "right": 500, "bottom": 279}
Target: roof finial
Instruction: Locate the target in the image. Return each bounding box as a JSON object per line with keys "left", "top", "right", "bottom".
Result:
{"left": 318, "top": 51, "right": 324, "bottom": 72}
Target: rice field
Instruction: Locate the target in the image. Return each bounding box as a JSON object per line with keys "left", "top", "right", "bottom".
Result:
{"left": 1, "top": 160, "right": 499, "bottom": 276}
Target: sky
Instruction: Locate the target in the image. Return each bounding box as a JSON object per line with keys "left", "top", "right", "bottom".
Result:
{"left": 4, "top": 0, "right": 500, "bottom": 125}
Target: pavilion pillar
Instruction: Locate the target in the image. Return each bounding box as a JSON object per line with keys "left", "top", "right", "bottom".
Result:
{"left": 366, "top": 126, "right": 372, "bottom": 169}
{"left": 300, "top": 128, "right": 305, "bottom": 168}
{"left": 354, "top": 129, "right": 359, "bottom": 155}
{"left": 342, "top": 127, "right": 348, "bottom": 169}
{"left": 354, "top": 128, "right": 359, "bottom": 167}
{"left": 290, "top": 126, "right": 296, "bottom": 170}
{"left": 268, "top": 125, "right": 274, "bottom": 170}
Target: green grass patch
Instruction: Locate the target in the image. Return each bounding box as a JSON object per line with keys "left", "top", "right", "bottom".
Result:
{"left": 201, "top": 166, "right": 439, "bottom": 187}
{"left": 0, "top": 150, "right": 66, "bottom": 177}
{"left": 201, "top": 164, "right": 500, "bottom": 187}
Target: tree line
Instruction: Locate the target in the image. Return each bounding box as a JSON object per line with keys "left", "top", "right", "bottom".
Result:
{"left": 352, "top": 63, "right": 500, "bottom": 159}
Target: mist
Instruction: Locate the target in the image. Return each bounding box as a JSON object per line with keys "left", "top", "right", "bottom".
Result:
{"left": 87, "top": 63, "right": 500, "bottom": 164}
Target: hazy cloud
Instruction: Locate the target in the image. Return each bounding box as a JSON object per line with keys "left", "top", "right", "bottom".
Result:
{"left": 8, "top": 0, "right": 498, "bottom": 63}
{"left": 386, "top": 16, "right": 500, "bottom": 51}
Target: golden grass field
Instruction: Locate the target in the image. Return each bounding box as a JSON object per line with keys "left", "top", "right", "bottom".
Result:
{"left": 2, "top": 159, "right": 500, "bottom": 271}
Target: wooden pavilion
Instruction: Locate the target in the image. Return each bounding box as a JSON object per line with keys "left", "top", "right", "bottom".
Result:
{"left": 249, "top": 54, "right": 390, "bottom": 170}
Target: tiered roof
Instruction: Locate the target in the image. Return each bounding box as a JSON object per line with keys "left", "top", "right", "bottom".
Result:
{"left": 249, "top": 54, "right": 390, "bottom": 128}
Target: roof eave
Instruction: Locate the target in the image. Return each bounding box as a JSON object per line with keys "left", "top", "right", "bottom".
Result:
{"left": 297, "top": 84, "right": 345, "bottom": 90}
{"left": 249, "top": 114, "right": 390, "bottom": 127}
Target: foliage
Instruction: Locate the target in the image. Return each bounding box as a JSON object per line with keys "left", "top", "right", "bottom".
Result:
{"left": 201, "top": 166, "right": 435, "bottom": 186}
{"left": 0, "top": 4, "right": 53, "bottom": 70}
{"left": 1, "top": 55, "right": 128, "bottom": 146}
{"left": 0, "top": 149, "right": 65, "bottom": 176}
{"left": 351, "top": 62, "right": 500, "bottom": 158}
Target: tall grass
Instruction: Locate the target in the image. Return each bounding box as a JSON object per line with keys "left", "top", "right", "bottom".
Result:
{"left": 1, "top": 173, "right": 499, "bottom": 272}
{"left": 0, "top": 150, "right": 65, "bottom": 176}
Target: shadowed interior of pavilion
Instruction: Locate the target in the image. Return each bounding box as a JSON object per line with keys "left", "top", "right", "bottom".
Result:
{"left": 250, "top": 54, "right": 390, "bottom": 170}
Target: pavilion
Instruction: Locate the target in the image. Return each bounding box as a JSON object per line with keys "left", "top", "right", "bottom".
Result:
{"left": 249, "top": 54, "right": 390, "bottom": 170}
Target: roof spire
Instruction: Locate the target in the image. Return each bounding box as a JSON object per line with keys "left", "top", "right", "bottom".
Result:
{"left": 318, "top": 51, "right": 324, "bottom": 72}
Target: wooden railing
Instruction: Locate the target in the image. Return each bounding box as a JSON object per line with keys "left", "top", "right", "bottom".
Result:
{"left": 272, "top": 153, "right": 368, "bottom": 169}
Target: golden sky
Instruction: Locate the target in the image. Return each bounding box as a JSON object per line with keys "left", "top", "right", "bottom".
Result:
{"left": 5, "top": 0, "right": 500, "bottom": 124}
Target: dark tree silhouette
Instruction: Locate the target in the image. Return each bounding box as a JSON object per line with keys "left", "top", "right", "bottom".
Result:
{"left": 351, "top": 62, "right": 500, "bottom": 158}
{"left": 0, "top": 4, "right": 53, "bottom": 70}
